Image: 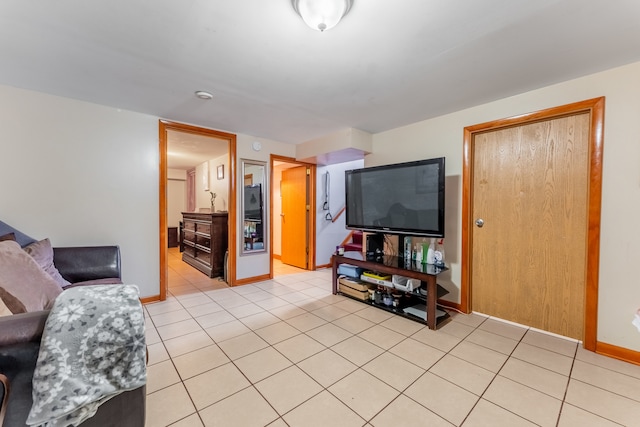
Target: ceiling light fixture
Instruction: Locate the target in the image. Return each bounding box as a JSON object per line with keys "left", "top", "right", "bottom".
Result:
{"left": 194, "top": 91, "right": 213, "bottom": 100}
{"left": 292, "top": 0, "right": 354, "bottom": 32}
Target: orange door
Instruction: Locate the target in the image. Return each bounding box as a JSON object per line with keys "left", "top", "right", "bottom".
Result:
{"left": 471, "top": 113, "right": 590, "bottom": 339}
{"left": 281, "top": 166, "right": 308, "bottom": 269}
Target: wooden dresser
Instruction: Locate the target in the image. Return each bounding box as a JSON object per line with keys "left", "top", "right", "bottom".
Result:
{"left": 181, "top": 212, "right": 228, "bottom": 278}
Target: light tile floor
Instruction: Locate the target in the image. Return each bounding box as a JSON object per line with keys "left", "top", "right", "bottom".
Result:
{"left": 143, "top": 249, "right": 640, "bottom": 426}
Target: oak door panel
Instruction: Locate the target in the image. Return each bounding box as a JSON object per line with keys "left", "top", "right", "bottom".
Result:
{"left": 281, "top": 166, "right": 308, "bottom": 269}
{"left": 471, "top": 113, "right": 590, "bottom": 339}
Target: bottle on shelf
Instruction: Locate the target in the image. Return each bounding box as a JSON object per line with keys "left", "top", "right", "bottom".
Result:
{"left": 404, "top": 237, "right": 412, "bottom": 260}
{"left": 426, "top": 238, "right": 436, "bottom": 264}
{"left": 434, "top": 238, "right": 445, "bottom": 267}
{"left": 415, "top": 243, "right": 423, "bottom": 263}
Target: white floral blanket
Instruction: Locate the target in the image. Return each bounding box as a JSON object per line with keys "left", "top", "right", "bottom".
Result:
{"left": 27, "top": 285, "right": 147, "bottom": 427}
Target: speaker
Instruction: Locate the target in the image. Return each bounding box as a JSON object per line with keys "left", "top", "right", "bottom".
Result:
{"left": 366, "top": 233, "right": 384, "bottom": 260}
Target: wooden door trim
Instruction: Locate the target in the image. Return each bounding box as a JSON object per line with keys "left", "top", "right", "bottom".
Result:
{"left": 159, "top": 120, "right": 237, "bottom": 299}
{"left": 270, "top": 155, "right": 317, "bottom": 275}
{"left": 461, "top": 97, "right": 604, "bottom": 350}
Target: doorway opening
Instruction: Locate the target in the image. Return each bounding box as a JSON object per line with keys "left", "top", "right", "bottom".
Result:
{"left": 270, "top": 155, "right": 316, "bottom": 276}
{"left": 159, "top": 120, "right": 237, "bottom": 300}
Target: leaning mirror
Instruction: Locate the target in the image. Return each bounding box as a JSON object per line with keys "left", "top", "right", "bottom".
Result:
{"left": 241, "top": 159, "right": 267, "bottom": 254}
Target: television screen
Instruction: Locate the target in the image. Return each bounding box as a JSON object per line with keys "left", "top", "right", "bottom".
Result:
{"left": 345, "top": 157, "right": 445, "bottom": 237}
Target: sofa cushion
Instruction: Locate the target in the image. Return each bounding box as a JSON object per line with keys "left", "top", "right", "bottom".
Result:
{"left": 0, "top": 241, "right": 62, "bottom": 313}
{"left": 0, "top": 311, "right": 48, "bottom": 347}
{"left": 0, "top": 221, "right": 37, "bottom": 248}
{"left": 52, "top": 246, "right": 121, "bottom": 284}
{"left": 63, "top": 277, "right": 123, "bottom": 289}
{"left": 23, "top": 238, "right": 71, "bottom": 288}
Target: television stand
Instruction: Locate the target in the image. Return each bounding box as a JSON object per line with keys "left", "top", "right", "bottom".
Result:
{"left": 332, "top": 254, "right": 449, "bottom": 330}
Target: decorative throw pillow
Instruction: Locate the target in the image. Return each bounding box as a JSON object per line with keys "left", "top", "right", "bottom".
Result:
{"left": 0, "top": 240, "right": 62, "bottom": 312}
{"left": 0, "top": 232, "right": 16, "bottom": 242}
{"left": 23, "top": 238, "right": 71, "bottom": 288}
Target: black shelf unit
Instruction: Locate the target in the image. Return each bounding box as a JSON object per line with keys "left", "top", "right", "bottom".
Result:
{"left": 332, "top": 254, "right": 450, "bottom": 330}
{"left": 338, "top": 282, "right": 450, "bottom": 326}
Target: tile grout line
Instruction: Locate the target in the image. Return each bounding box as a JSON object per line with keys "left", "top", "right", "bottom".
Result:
{"left": 455, "top": 318, "right": 535, "bottom": 427}
{"left": 554, "top": 342, "right": 580, "bottom": 427}
{"left": 161, "top": 269, "right": 335, "bottom": 425}
{"left": 175, "top": 274, "right": 330, "bottom": 425}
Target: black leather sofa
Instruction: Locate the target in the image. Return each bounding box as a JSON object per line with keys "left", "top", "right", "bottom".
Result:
{"left": 0, "top": 246, "right": 146, "bottom": 427}
{"left": 53, "top": 245, "right": 122, "bottom": 287}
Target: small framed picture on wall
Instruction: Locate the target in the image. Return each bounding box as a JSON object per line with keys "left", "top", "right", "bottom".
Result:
{"left": 217, "top": 164, "right": 224, "bottom": 180}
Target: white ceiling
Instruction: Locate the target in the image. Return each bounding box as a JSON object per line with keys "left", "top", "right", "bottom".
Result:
{"left": 2, "top": 1, "right": 640, "bottom": 146}
{"left": 166, "top": 130, "right": 227, "bottom": 170}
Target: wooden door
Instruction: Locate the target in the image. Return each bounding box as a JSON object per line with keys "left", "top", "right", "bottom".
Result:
{"left": 471, "top": 113, "right": 590, "bottom": 339}
{"left": 281, "top": 166, "right": 308, "bottom": 269}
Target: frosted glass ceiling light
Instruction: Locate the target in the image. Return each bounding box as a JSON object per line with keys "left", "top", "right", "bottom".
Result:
{"left": 292, "top": 0, "right": 354, "bottom": 32}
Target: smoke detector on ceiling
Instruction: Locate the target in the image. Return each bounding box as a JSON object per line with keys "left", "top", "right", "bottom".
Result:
{"left": 195, "top": 91, "right": 213, "bottom": 100}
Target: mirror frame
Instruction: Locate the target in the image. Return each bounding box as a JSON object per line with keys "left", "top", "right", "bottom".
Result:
{"left": 241, "top": 159, "right": 267, "bottom": 255}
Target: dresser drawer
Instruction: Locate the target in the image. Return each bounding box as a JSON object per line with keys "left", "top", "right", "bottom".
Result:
{"left": 196, "top": 222, "right": 211, "bottom": 235}
{"left": 196, "top": 234, "right": 211, "bottom": 248}
{"left": 181, "top": 212, "right": 228, "bottom": 278}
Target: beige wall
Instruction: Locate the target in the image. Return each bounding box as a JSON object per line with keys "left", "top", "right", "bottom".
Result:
{"left": 195, "top": 154, "right": 229, "bottom": 212}
{"left": 0, "top": 84, "right": 297, "bottom": 295}
{"left": 167, "top": 180, "right": 186, "bottom": 229}
{"left": 0, "top": 85, "right": 160, "bottom": 298}
{"left": 315, "top": 160, "right": 364, "bottom": 266}
{"left": 167, "top": 168, "right": 187, "bottom": 229}
{"left": 235, "top": 136, "right": 296, "bottom": 280}
{"left": 2, "top": 60, "right": 639, "bottom": 350}
{"left": 372, "top": 61, "right": 640, "bottom": 352}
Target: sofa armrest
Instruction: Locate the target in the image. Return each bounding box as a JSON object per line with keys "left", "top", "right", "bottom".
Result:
{"left": 53, "top": 246, "right": 121, "bottom": 284}
{"left": 0, "top": 311, "right": 48, "bottom": 346}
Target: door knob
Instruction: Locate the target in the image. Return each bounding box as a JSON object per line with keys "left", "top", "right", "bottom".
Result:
{"left": 475, "top": 218, "right": 484, "bottom": 228}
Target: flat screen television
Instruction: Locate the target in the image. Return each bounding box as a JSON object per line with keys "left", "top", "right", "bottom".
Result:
{"left": 345, "top": 157, "right": 445, "bottom": 237}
